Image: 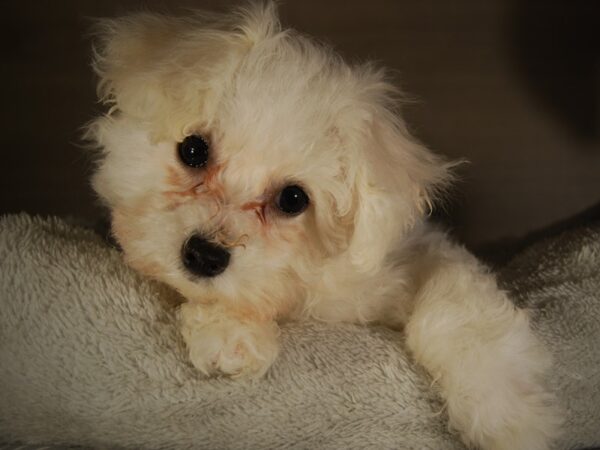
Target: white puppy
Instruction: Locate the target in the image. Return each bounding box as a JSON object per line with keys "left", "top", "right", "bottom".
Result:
{"left": 87, "top": 3, "right": 561, "bottom": 449}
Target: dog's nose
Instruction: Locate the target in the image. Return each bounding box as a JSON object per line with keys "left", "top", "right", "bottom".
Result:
{"left": 181, "top": 235, "right": 230, "bottom": 278}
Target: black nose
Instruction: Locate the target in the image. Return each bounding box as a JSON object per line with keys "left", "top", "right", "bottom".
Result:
{"left": 181, "top": 235, "right": 230, "bottom": 278}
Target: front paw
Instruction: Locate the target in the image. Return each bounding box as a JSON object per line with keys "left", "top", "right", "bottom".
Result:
{"left": 446, "top": 380, "right": 562, "bottom": 450}
{"left": 179, "top": 303, "right": 279, "bottom": 379}
{"left": 439, "top": 330, "right": 563, "bottom": 450}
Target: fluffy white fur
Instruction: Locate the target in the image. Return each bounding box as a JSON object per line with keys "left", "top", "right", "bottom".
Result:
{"left": 87, "top": 3, "right": 561, "bottom": 449}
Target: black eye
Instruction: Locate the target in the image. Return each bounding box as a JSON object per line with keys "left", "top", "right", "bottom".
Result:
{"left": 276, "top": 185, "right": 310, "bottom": 215}
{"left": 178, "top": 135, "right": 209, "bottom": 168}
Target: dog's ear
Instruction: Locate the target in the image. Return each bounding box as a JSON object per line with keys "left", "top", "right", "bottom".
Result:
{"left": 343, "top": 73, "right": 456, "bottom": 272}
{"left": 90, "top": 3, "right": 281, "bottom": 134}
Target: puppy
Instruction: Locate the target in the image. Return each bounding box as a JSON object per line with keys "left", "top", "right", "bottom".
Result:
{"left": 87, "top": 3, "right": 561, "bottom": 449}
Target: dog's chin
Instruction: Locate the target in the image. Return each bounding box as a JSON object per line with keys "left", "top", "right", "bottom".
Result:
{"left": 166, "top": 273, "right": 228, "bottom": 305}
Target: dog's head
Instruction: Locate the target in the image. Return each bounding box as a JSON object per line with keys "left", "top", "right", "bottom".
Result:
{"left": 87, "top": 3, "right": 453, "bottom": 319}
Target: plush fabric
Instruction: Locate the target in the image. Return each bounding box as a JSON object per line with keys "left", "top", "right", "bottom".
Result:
{"left": 0, "top": 214, "right": 598, "bottom": 449}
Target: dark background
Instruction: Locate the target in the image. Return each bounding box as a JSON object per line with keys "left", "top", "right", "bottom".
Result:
{"left": 1, "top": 0, "right": 599, "bottom": 249}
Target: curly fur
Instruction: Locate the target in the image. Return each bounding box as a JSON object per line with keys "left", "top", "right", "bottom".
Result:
{"left": 86, "top": 3, "right": 562, "bottom": 449}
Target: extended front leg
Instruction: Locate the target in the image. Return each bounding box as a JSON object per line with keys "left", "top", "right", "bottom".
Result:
{"left": 179, "top": 302, "right": 280, "bottom": 378}
{"left": 404, "top": 237, "right": 561, "bottom": 450}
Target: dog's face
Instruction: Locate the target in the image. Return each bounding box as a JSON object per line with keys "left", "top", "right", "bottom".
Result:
{"left": 88, "top": 4, "right": 452, "bottom": 319}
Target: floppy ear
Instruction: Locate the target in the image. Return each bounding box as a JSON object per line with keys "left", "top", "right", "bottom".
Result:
{"left": 344, "top": 79, "right": 455, "bottom": 272}
{"left": 91, "top": 3, "right": 281, "bottom": 136}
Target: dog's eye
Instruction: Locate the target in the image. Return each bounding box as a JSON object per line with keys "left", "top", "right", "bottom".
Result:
{"left": 275, "top": 185, "right": 310, "bottom": 215}
{"left": 178, "top": 135, "right": 209, "bottom": 168}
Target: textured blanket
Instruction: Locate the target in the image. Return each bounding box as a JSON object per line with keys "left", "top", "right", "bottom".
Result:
{"left": 0, "top": 214, "right": 599, "bottom": 449}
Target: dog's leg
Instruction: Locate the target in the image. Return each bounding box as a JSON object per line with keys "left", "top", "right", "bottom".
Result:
{"left": 403, "top": 234, "right": 561, "bottom": 450}
{"left": 179, "top": 302, "right": 280, "bottom": 378}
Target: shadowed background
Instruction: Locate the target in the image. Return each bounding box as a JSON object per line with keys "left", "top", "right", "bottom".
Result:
{"left": 1, "top": 0, "right": 598, "bottom": 248}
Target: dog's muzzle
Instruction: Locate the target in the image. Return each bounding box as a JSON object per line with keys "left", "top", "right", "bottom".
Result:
{"left": 181, "top": 234, "right": 230, "bottom": 278}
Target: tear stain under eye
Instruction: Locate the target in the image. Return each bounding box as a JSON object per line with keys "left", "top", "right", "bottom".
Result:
{"left": 241, "top": 201, "right": 267, "bottom": 225}
{"left": 163, "top": 164, "right": 226, "bottom": 209}
{"left": 164, "top": 181, "right": 202, "bottom": 199}
{"left": 204, "top": 163, "right": 223, "bottom": 187}
{"left": 165, "top": 165, "right": 186, "bottom": 189}
{"left": 163, "top": 184, "right": 204, "bottom": 211}
{"left": 163, "top": 166, "right": 202, "bottom": 202}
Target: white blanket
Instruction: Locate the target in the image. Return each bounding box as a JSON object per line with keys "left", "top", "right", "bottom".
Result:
{"left": 0, "top": 214, "right": 599, "bottom": 449}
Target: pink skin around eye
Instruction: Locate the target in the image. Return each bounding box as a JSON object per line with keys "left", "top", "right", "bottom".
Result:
{"left": 202, "top": 163, "right": 223, "bottom": 189}
{"left": 241, "top": 201, "right": 268, "bottom": 225}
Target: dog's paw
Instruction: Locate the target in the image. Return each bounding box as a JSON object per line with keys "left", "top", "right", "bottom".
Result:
{"left": 440, "top": 333, "right": 563, "bottom": 450}
{"left": 179, "top": 303, "right": 279, "bottom": 379}
{"left": 448, "top": 382, "right": 562, "bottom": 450}
{"left": 185, "top": 320, "right": 279, "bottom": 378}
